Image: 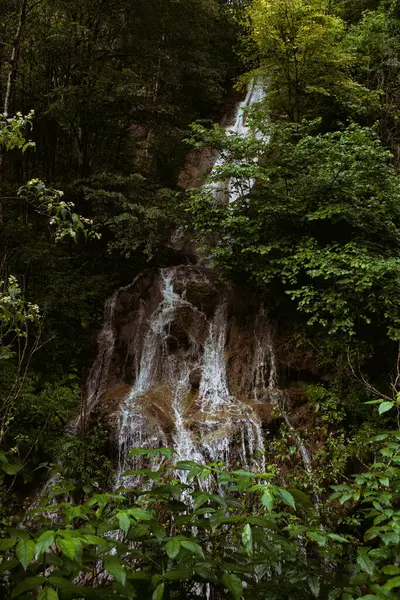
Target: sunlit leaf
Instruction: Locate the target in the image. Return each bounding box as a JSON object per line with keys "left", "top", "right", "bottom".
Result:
{"left": 16, "top": 539, "right": 35, "bottom": 570}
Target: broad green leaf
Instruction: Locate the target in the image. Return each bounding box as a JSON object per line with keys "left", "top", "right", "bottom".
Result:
{"left": 0, "top": 559, "right": 19, "bottom": 578}
{"left": 379, "top": 401, "right": 394, "bottom": 414}
{"left": 383, "top": 576, "right": 400, "bottom": 591}
{"left": 364, "top": 528, "right": 379, "bottom": 542}
{"left": 180, "top": 540, "right": 204, "bottom": 557}
{"left": 194, "top": 493, "right": 209, "bottom": 510}
{"left": 328, "top": 533, "right": 349, "bottom": 543}
{"left": 195, "top": 566, "right": 217, "bottom": 581}
{"left": 117, "top": 512, "right": 131, "bottom": 533}
{"left": 364, "top": 400, "right": 383, "bottom": 405}
{"left": 287, "top": 488, "right": 313, "bottom": 508}
{"left": 2, "top": 462, "right": 22, "bottom": 475}
{"left": 16, "top": 539, "right": 35, "bottom": 570}
{"left": 223, "top": 563, "right": 253, "bottom": 574}
{"left": 307, "top": 531, "right": 326, "bottom": 547}
{"left": 261, "top": 491, "right": 274, "bottom": 511}
{"left": 38, "top": 588, "right": 58, "bottom": 600}
{"left": 339, "top": 493, "right": 353, "bottom": 504}
{"left": 222, "top": 573, "right": 243, "bottom": 600}
{"left": 152, "top": 582, "right": 165, "bottom": 600}
{"left": 150, "top": 521, "right": 166, "bottom": 540}
{"left": 165, "top": 539, "right": 181, "bottom": 559}
{"left": 232, "top": 469, "right": 254, "bottom": 478}
{"left": 357, "top": 553, "right": 375, "bottom": 575}
{"left": 11, "top": 576, "right": 46, "bottom": 597}
{"left": 56, "top": 538, "right": 81, "bottom": 562}
{"left": 308, "top": 576, "right": 320, "bottom": 598}
{"left": 35, "top": 531, "right": 55, "bottom": 557}
{"left": 381, "top": 447, "right": 394, "bottom": 457}
{"left": 129, "top": 508, "right": 153, "bottom": 521}
{"left": 242, "top": 524, "right": 253, "bottom": 557}
{"left": 382, "top": 565, "right": 400, "bottom": 575}
{"left": 210, "top": 515, "right": 244, "bottom": 526}
{"left": 84, "top": 534, "right": 109, "bottom": 546}
{"left": 278, "top": 489, "right": 296, "bottom": 510}
{"left": 195, "top": 507, "right": 216, "bottom": 516}
{"left": 0, "top": 538, "right": 16, "bottom": 551}
{"left": 105, "top": 558, "right": 126, "bottom": 586}
{"left": 381, "top": 532, "right": 399, "bottom": 545}
{"left": 247, "top": 516, "right": 277, "bottom": 529}
{"left": 8, "top": 528, "right": 30, "bottom": 540}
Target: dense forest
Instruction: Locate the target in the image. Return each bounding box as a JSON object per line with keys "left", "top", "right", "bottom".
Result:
{"left": 2, "top": 0, "right": 400, "bottom": 597}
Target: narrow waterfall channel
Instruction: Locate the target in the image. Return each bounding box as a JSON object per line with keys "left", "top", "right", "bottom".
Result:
{"left": 84, "top": 81, "right": 311, "bottom": 485}
{"left": 209, "top": 78, "right": 265, "bottom": 203}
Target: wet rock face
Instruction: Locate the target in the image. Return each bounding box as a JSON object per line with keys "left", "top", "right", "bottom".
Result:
{"left": 81, "top": 80, "right": 320, "bottom": 487}
{"left": 85, "top": 265, "right": 286, "bottom": 477}
{"left": 84, "top": 262, "right": 322, "bottom": 490}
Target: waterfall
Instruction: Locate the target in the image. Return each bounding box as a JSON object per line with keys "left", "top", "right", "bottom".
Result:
{"left": 172, "top": 364, "right": 204, "bottom": 468}
{"left": 210, "top": 78, "right": 266, "bottom": 204}
{"left": 248, "top": 306, "right": 315, "bottom": 477}
{"left": 226, "top": 79, "right": 265, "bottom": 139}
{"left": 82, "top": 78, "right": 315, "bottom": 488}
{"left": 83, "top": 291, "right": 118, "bottom": 416}
{"left": 117, "top": 267, "right": 199, "bottom": 481}
{"left": 261, "top": 331, "right": 314, "bottom": 477}
{"left": 198, "top": 302, "right": 232, "bottom": 409}
{"left": 252, "top": 306, "right": 277, "bottom": 401}
{"left": 109, "top": 264, "right": 269, "bottom": 484}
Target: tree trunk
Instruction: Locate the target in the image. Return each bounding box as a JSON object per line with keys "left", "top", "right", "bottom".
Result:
{"left": 3, "top": 0, "right": 28, "bottom": 116}
{"left": 0, "top": 0, "right": 28, "bottom": 227}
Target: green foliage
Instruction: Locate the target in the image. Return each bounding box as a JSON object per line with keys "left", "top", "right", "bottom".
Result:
{"left": 331, "top": 424, "right": 400, "bottom": 598}
{"left": 1, "top": 111, "right": 98, "bottom": 242}
{"left": 0, "top": 403, "right": 398, "bottom": 599}
{"left": 52, "top": 423, "right": 114, "bottom": 497}
{"left": 0, "top": 455, "right": 351, "bottom": 600}
{"left": 0, "top": 112, "right": 100, "bottom": 489}
{"left": 0, "top": 275, "right": 40, "bottom": 341}
{"left": 346, "top": 7, "right": 400, "bottom": 163}
{"left": 305, "top": 383, "right": 347, "bottom": 425}
{"left": 3, "top": 0, "right": 238, "bottom": 181}
{"left": 0, "top": 112, "right": 35, "bottom": 153}
{"left": 79, "top": 172, "right": 179, "bottom": 260}
{"left": 0, "top": 3, "right": 241, "bottom": 473}
{"left": 0, "top": 276, "right": 42, "bottom": 444}
{"left": 188, "top": 118, "right": 400, "bottom": 339}
{"left": 18, "top": 179, "right": 100, "bottom": 243}
{"left": 0, "top": 369, "right": 80, "bottom": 511}
{"left": 247, "top": 0, "right": 373, "bottom": 121}
{"left": 4, "top": 2, "right": 400, "bottom": 599}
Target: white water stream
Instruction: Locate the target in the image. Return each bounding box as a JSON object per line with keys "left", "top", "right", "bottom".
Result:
{"left": 114, "top": 267, "right": 266, "bottom": 484}
{"left": 81, "top": 78, "right": 312, "bottom": 489}
{"left": 210, "top": 78, "right": 265, "bottom": 203}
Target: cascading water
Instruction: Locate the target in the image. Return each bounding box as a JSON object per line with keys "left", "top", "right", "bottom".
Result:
{"left": 260, "top": 326, "right": 314, "bottom": 478}
{"left": 82, "top": 78, "right": 313, "bottom": 489}
{"left": 210, "top": 78, "right": 266, "bottom": 204}
{"left": 198, "top": 302, "right": 232, "bottom": 409}
{"left": 113, "top": 266, "right": 267, "bottom": 484}
{"left": 84, "top": 292, "right": 119, "bottom": 416}
{"left": 117, "top": 267, "right": 199, "bottom": 482}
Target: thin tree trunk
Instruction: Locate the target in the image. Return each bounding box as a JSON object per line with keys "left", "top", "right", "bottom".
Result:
{"left": 0, "top": 0, "right": 45, "bottom": 225}
{"left": 0, "top": 0, "right": 28, "bottom": 227}
{"left": 3, "top": 0, "right": 28, "bottom": 116}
